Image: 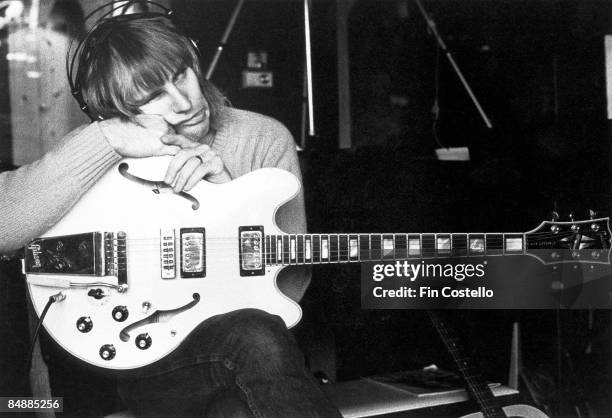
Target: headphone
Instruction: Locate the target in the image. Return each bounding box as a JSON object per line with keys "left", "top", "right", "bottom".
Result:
{"left": 66, "top": 0, "right": 201, "bottom": 121}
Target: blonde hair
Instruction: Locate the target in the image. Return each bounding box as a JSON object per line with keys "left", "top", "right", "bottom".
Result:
{"left": 77, "top": 16, "right": 226, "bottom": 129}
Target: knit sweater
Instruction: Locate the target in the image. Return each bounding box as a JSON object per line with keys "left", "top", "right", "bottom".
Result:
{"left": 0, "top": 107, "right": 309, "bottom": 300}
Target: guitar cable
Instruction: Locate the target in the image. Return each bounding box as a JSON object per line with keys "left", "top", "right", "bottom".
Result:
{"left": 24, "top": 292, "right": 65, "bottom": 389}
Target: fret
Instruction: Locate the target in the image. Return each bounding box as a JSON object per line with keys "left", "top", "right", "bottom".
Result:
{"left": 265, "top": 235, "right": 271, "bottom": 265}
{"left": 312, "top": 235, "right": 321, "bottom": 263}
{"left": 371, "top": 234, "right": 382, "bottom": 260}
{"left": 270, "top": 235, "right": 277, "bottom": 265}
{"left": 349, "top": 235, "right": 359, "bottom": 261}
{"left": 339, "top": 235, "right": 349, "bottom": 262}
{"left": 421, "top": 234, "right": 436, "bottom": 258}
{"left": 451, "top": 234, "right": 468, "bottom": 257}
{"left": 408, "top": 234, "right": 421, "bottom": 257}
{"left": 394, "top": 234, "right": 407, "bottom": 259}
{"left": 330, "top": 235, "right": 339, "bottom": 262}
{"left": 436, "top": 234, "right": 451, "bottom": 256}
{"left": 290, "top": 235, "right": 297, "bottom": 262}
{"left": 485, "top": 233, "right": 503, "bottom": 256}
{"left": 297, "top": 235, "right": 304, "bottom": 264}
{"left": 382, "top": 234, "right": 395, "bottom": 259}
{"left": 468, "top": 234, "right": 485, "bottom": 255}
{"left": 359, "top": 234, "right": 370, "bottom": 261}
{"left": 321, "top": 235, "right": 329, "bottom": 262}
{"left": 282, "top": 235, "right": 289, "bottom": 264}
{"left": 304, "top": 236, "right": 311, "bottom": 262}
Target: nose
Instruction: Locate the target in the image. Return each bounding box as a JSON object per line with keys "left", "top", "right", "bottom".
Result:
{"left": 166, "top": 84, "right": 191, "bottom": 114}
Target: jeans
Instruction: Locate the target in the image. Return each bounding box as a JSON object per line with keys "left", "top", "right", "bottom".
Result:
{"left": 117, "top": 308, "right": 342, "bottom": 417}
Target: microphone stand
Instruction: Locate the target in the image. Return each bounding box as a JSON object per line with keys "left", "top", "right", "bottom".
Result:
{"left": 414, "top": 0, "right": 493, "bottom": 129}
{"left": 205, "top": 0, "right": 245, "bottom": 80}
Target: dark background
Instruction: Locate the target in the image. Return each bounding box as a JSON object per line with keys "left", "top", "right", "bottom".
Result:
{"left": 1, "top": 0, "right": 611, "bottom": 416}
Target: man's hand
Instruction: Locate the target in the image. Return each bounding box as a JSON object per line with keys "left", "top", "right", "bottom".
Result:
{"left": 162, "top": 133, "right": 231, "bottom": 192}
{"left": 99, "top": 115, "right": 193, "bottom": 157}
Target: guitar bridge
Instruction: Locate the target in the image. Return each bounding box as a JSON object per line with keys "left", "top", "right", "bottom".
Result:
{"left": 25, "top": 232, "right": 128, "bottom": 287}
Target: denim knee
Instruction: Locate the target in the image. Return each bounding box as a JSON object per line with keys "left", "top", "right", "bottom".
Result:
{"left": 222, "top": 309, "right": 303, "bottom": 367}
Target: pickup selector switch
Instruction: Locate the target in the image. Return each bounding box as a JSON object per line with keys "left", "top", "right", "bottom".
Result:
{"left": 112, "top": 305, "right": 129, "bottom": 322}
{"left": 76, "top": 316, "right": 93, "bottom": 333}
{"left": 135, "top": 333, "right": 152, "bottom": 350}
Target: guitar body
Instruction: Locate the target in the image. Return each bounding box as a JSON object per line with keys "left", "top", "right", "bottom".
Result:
{"left": 26, "top": 156, "right": 303, "bottom": 370}
{"left": 461, "top": 404, "right": 549, "bottom": 418}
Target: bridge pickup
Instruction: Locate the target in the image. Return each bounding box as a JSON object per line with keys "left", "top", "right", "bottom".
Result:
{"left": 180, "top": 228, "right": 206, "bottom": 278}
{"left": 239, "top": 226, "right": 264, "bottom": 276}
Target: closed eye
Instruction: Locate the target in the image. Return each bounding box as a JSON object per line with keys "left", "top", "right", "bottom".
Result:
{"left": 134, "top": 90, "right": 164, "bottom": 107}
{"left": 173, "top": 67, "right": 188, "bottom": 83}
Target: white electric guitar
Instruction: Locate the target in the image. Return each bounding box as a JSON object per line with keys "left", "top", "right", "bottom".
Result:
{"left": 24, "top": 156, "right": 611, "bottom": 370}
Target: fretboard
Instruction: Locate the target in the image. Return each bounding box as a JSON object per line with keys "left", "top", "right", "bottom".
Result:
{"left": 264, "top": 233, "right": 525, "bottom": 266}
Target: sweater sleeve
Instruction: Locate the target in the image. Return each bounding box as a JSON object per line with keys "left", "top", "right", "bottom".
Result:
{"left": 259, "top": 122, "right": 311, "bottom": 302}
{"left": 0, "top": 123, "right": 121, "bottom": 252}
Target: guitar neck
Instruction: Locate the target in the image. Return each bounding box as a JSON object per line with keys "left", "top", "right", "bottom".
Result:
{"left": 264, "top": 232, "right": 525, "bottom": 266}
{"left": 427, "top": 310, "right": 507, "bottom": 418}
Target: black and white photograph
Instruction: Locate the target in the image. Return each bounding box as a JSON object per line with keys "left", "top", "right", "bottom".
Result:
{"left": 0, "top": 0, "right": 611, "bottom": 416}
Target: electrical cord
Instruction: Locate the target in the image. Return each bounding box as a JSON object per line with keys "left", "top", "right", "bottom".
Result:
{"left": 23, "top": 292, "right": 65, "bottom": 389}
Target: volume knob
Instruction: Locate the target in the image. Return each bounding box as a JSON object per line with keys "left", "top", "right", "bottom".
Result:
{"left": 99, "top": 344, "right": 116, "bottom": 360}
{"left": 112, "top": 305, "right": 129, "bottom": 322}
{"left": 76, "top": 316, "right": 93, "bottom": 333}
{"left": 135, "top": 333, "right": 152, "bottom": 350}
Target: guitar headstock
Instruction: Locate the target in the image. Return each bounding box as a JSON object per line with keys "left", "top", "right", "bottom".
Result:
{"left": 525, "top": 216, "right": 611, "bottom": 265}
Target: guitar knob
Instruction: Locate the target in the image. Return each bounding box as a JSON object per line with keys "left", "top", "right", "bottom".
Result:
{"left": 591, "top": 223, "right": 600, "bottom": 232}
{"left": 76, "top": 316, "right": 93, "bottom": 333}
{"left": 571, "top": 224, "right": 580, "bottom": 232}
{"left": 135, "top": 333, "right": 152, "bottom": 350}
{"left": 99, "top": 344, "right": 116, "bottom": 360}
{"left": 550, "top": 225, "right": 560, "bottom": 234}
{"left": 112, "top": 305, "right": 129, "bottom": 322}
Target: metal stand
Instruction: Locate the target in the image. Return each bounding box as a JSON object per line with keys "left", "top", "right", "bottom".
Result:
{"left": 205, "top": 0, "right": 245, "bottom": 80}
{"left": 414, "top": 0, "right": 493, "bottom": 129}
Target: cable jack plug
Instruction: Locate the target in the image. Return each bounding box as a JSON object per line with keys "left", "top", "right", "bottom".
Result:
{"left": 50, "top": 291, "right": 66, "bottom": 303}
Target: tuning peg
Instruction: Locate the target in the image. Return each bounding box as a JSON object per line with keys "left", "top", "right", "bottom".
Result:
{"left": 568, "top": 212, "right": 575, "bottom": 222}
{"left": 549, "top": 211, "right": 560, "bottom": 222}
{"left": 587, "top": 209, "right": 597, "bottom": 220}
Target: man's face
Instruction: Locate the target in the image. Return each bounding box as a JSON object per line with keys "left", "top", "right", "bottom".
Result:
{"left": 137, "top": 67, "right": 210, "bottom": 141}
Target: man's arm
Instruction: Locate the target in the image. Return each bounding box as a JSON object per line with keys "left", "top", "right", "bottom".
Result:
{"left": 0, "top": 123, "right": 120, "bottom": 252}
{"left": 0, "top": 117, "right": 210, "bottom": 253}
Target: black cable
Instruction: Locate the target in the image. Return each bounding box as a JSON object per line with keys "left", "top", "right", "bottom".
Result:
{"left": 23, "top": 293, "right": 63, "bottom": 391}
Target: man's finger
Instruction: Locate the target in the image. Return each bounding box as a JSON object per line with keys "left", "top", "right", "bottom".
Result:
{"left": 155, "top": 144, "right": 181, "bottom": 156}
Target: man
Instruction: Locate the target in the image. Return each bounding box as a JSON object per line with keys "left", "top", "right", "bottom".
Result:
{"left": 2, "top": 11, "right": 340, "bottom": 418}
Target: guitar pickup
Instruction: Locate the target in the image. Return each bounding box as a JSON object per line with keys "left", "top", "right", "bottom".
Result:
{"left": 180, "top": 228, "right": 206, "bottom": 278}
{"left": 239, "top": 226, "right": 265, "bottom": 276}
